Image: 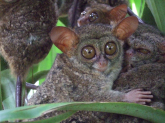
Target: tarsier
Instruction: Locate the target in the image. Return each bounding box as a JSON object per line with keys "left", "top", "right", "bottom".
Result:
{"left": 0, "top": 0, "right": 57, "bottom": 107}
{"left": 109, "top": 24, "right": 165, "bottom": 123}
{"left": 58, "top": 0, "right": 142, "bottom": 27}
{"left": 27, "top": 14, "right": 154, "bottom": 122}
{"left": 77, "top": 3, "right": 127, "bottom": 27}
{"left": 77, "top": 2, "right": 144, "bottom": 28}
{"left": 75, "top": 1, "right": 165, "bottom": 123}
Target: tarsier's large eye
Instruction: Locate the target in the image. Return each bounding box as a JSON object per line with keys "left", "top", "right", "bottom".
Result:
{"left": 82, "top": 46, "right": 96, "bottom": 59}
{"left": 136, "top": 48, "right": 150, "bottom": 54}
{"left": 89, "top": 12, "right": 98, "bottom": 22}
{"left": 105, "top": 42, "right": 117, "bottom": 55}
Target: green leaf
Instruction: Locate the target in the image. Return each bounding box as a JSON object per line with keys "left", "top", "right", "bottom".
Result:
{"left": 0, "top": 102, "right": 74, "bottom": 121}
{"left": 0, "top": 102, "right": 165, "bottom": 123}
{"left": 26, "top": 70, "right": 49, "bottom": 84}
{"left": 128, "top": 0, "right": 145, "bottom": 17}
{"left": 0, "top": 57, "right": 3, "bottom": 110}
{"left": 25, "top": 111, "right": 77, "bottom": 123}
{"left": 2, "top": 96, "right": 15, "bottom": 109}
{"left": 0, "top": 56, "right": 8, "bottom": 71}
{"left": 145, "top": 0, "right": 165, "bottom": 34}
{"left": 59, "top": 102, "right": 165, "bottom": 123}
{"left": 141, "top": 3, "right": 156, "bottom": 26}
{"left": 26, "top": 64, "right": 39, "bottom": 83}
{"left": 1, "top": 69, "right": 16, "bottom": 109}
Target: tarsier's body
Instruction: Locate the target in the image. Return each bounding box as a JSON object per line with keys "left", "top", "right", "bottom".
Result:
{"left": 0, "top": 0, "right": 57, "bottom": 106}
{"left": 109, "top": 24, "right": 165, "bottom": 123}
{"left": 28, "top": 16, "right": 153, "bottom": 122}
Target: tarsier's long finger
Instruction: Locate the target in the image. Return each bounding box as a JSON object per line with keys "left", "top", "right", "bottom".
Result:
{"left": 139, "top": 94, "right": 153, "bottom": 99}
{"left": 137, "top": 91, "right": 152, "bottom": 95}
{"left": 137, "top": 99, "right": 152, "bottom": 103}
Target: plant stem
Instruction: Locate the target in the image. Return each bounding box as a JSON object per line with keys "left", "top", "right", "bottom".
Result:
{"left": 0, "top": 57, "right": 3, "bottom": 110}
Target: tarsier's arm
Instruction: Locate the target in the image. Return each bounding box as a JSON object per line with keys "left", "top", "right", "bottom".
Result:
{"left": 99, "top": 87, "right": 153, "bottom": 104}
{"left": 122, "top": 89, "right": 153, "bottom": 104}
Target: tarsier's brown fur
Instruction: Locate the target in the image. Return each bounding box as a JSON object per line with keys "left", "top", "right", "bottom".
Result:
{"left": 0, "top": 0, "right": 58, "bottom": 107}
{"left": 27, "top": 15, "right": 155, "bottom": 122}
{"left": 0, "top": 0, "right": 57, "bottom": 78}
{"left": 75, "top": 2, "right": 165, "bottom": 123}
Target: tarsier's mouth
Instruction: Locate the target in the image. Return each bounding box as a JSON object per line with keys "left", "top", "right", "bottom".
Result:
{"left": 94, "top": 66, "right": 107, "bottom": 72}
{"left": 92, "top": 63, "right": 108, "bottom": 72}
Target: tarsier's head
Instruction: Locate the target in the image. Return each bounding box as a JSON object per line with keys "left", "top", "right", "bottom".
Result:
{"left": 77, "top": 4, "right": 127, "bottom": 27}
{"left": 125, "top": 24, "right": 165, "bottom": 69}
{"left": 50, "top": 16, "right": 138, "bottom": 75}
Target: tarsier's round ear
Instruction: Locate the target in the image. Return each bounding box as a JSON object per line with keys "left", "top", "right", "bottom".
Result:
{"left": 112, "top": 16, "right": 138, "bottom": 40}
{"left": 50, "top": 26, "right": 79, "bottom": 57}
{"left": 109, "top": 4, "right": 127, "bottom": 26}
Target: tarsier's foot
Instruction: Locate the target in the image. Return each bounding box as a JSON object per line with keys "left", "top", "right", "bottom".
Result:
{"left": 124, "top": 89, "right": 153, "bottom": 104}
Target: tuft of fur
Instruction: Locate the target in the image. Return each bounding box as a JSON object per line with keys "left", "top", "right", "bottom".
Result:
{"left": 0, "top": 0, "right": 58, "bottom": 78}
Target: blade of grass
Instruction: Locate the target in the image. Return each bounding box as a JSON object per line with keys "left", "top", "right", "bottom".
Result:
{"left": 59, "top": 102, "right": 165, "bottom": 123}
{"left": 145, "top": 0, "right": 165, "bottom": 34}
{"left": 0, "top": 102, "right": 165, "bottom": 123}
{"left": 26, "top": 70, "right": 49, "bottom": 84}
{"left": 0, "top": 102, "right": 74, "bottom": 121}
{"left": 0, "top": 57, "right": 3, "bottom": 110}
{"left": 26, "top": 111, "right": 77, "bottom": 123}
{"left": 129, "top": 0, "right": 145, "bottom": 17}
{"left": 1, "top": 69, "right": 16, "bottom": 109}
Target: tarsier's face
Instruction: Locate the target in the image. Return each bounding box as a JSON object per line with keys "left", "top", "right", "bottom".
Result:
{"left": 77, "top": 5, "right": 112, "bottom": 27}
{"left": 125, "top": 34, "right": 165, "bottom": 68}
{"left": 50, "top": 16, "right": 138, "bottom": 74}
{"left": 77, "top": 7, "right": 100, "bottom": 27}
{"left": 75, "top": 35, "right": 122, "bottom": 73}
{"left": 77, "top": 4, "right": 127, "bottom": 27}
{"left": 125, "top": 38, "right": 155, "bottom": 68}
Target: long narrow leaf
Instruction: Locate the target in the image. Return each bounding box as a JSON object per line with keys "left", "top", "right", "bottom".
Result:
{"left": 0, "top": 102, "right": 165, "bottom": 123}
{"left": 145, "top": 0, "right": 165, "bottom": 34}
{"left": 0, "top": 102, "right": 74, "bottom": 122}
{"left": 129, "top": 0, "right": 145, "bottom": 17}
{"left": 26, "top": 70, "right": 49, "bottom": 84}
{"left": 59, "top": 102, "right": 165, "bottom": 123}
{"left": 0, "top": 57, "right": 3, "bottom": 110}
{"left": 1, "top": 69, "right": 16, "bottom": 109}
{"left": 25, "top": 111, "right": 77, "bottom": 123}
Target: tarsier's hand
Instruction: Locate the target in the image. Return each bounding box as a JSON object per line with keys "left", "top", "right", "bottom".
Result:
{"left": 124, "top": 89, "right": 153, "bottom": 104}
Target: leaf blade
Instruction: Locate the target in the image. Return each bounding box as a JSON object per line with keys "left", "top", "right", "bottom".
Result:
{"left": 146, "top": 0, "right": 165, "bottom": 34}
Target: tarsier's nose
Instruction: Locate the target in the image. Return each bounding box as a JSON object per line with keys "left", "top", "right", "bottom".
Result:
{"left": 92, "top": 54, "right": 108, "bottom": 72}
{"left": 126, "top": 49, "right": 134, "bottom": 59}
